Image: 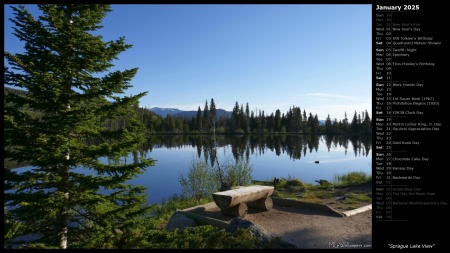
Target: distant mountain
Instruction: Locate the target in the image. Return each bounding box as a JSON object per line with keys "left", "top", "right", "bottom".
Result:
{"left": 149, "top": 107, "right": 232, "bottom": 119}
{"left": 148, "top": 107, "right": 184, "bottom": 117}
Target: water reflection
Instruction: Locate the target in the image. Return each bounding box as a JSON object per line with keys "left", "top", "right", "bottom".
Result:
{"left": 139, "top": 134, "right": 371, "bottom": 162}
{"left": 137, "top": 134, "right": 372, "bottom": 203}
{"left": 5, "top": 134, "right": 372, "bottom": 204}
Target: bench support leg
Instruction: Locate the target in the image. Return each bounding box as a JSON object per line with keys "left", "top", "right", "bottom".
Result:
{"left": 220, "top": 203, "right": 248, "bottom": 217}
{"left": 247, "top": 197, "right": 273, "bottom": 211}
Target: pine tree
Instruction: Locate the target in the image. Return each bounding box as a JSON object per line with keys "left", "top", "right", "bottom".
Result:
{"left": 239, "top": 104, "right": 246, "bottom": 132}
{"left": 231, "top": 101, "right": 240, "bottom": 132}
{"left": 362, "top": 109, "right": 372, "bottom": 134}
{"left": 302, "top": 109, "right": 308, "bottom": 133}
{"left": 351, "top": 110, "right": 359, "bottom": 133}
{"left": 196, "top": 106, "right": 202, "bottom": 131}
{"left": 4, "top": 4, "right": 155, "bottom": 249}
{"left": 274, "top": 109, "right": 281, "bottom": 132}
{"left": 313, "top": 114, "right": 320, "bottom": 134}
{"left": 245, "top": 102, "right": 250, "bottom": 132}
{"left": 342, "top": 111, "right": 349, "bottom": 133}
{"left": 325, "top": 114, "right": 332, "bottom": 133}
{"left": 209, "top": 98, "right": 216, "bottom": 131}
{"left": 202, "top": 100, "right": 209, "bottom": 132}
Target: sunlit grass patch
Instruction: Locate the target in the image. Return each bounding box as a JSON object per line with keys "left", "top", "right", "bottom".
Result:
{"left": 333, "top": 171, "right": 371, "bottom": 186}
{"left": 342, "top": 194, "right": 372, "bottom": 204}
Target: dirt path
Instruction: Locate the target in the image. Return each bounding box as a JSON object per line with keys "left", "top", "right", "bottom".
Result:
{"left": 184, "top": 183, "right": 372, "bottom": 249}
{"left": 243, "top": 204, "right": 372, "bottom": 249}
{"left": 192, "top": 200, "right": 372, "bottom": 249}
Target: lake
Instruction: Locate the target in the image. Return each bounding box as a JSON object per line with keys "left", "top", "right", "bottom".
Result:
{"left": 8, "top": 134, "right": 372, "bottom": 204}
{"left": 133, "top": 134, "right": 372, "bottom": 203}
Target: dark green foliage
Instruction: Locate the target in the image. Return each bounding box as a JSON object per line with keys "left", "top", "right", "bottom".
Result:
{"left": 109, "top": 225, "right": 261, "bottom": 249}
{"left": 141, "top": 226, "right": 260, "bottom": 249}
{"left": 202, "top": 100, "right": 209, "bottom": 131}
{"left": 4, "top": 4, "right": 155, "bottom": 249}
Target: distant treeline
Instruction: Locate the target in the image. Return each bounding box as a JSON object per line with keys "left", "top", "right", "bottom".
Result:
{"left": 138, "top": 99, "right": 372, "bottom": 135}
{"left": 4, "top": 88, "right": 372, "bottom": 135}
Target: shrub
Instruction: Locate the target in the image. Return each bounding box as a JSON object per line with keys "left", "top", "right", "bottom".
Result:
{"left": 222, "top": 157, "right": 253, "bottom": 187}
{"left": 179, "top": 156, "right": 219, "bottom": 200}
{"left": 333, "top": 171, "right": 371, "bottom": 185}
{"left": 285, "top": 175, "right": 304, "bottom": 187}
{"left": 142, "top": 225, "right": 260, "bottom": 249}
{"left": 179, "top": 156, "right": 254, "bottom": 200}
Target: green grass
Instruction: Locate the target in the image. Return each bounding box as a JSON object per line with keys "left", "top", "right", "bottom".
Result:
{"left": 341, "top": 193, "right": 372, "bottom": 204}
{"left": 150, "top": 194, "right": 213, "bottom": 228}
{"left": 253, "top": 171, "right": 372, "bottom": 206}
{"left": 333, "top": 171, "right": 371, "bottom": 186}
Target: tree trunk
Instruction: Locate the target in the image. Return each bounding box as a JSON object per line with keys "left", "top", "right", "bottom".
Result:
{"left": 57, "top": 5, "right": 73, "bottom": 249}
{"left": 57, "top": 164, "right": 70, "bottom": 249}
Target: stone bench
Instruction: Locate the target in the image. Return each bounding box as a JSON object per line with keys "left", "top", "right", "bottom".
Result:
{"left": 212, "top": 185, "right": 274, "bottom": 217}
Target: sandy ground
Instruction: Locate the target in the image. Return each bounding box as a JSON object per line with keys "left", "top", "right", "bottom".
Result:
{"left": 243, "top": 204, "right": 372, "bottom": 249}
{"left": 192, "top": 201, "right": 372, "bottom": 249}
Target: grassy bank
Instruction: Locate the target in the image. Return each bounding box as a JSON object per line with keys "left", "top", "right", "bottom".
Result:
{"left": 252, "top": 171, "right": 372, "bottom": 211}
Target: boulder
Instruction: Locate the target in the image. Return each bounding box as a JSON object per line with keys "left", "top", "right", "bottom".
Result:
{"left": 165, "top": 213, "right": 196, "bottom": 232}
{"left": 225, "top": 217, "right": 298, "bottom": 249}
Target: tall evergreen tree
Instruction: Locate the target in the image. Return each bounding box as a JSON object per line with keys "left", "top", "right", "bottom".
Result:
{"left": 351, "top": 110, "right": 359, "bottom": 133}
{"left": 274, "top": 109, "right": 281, "bottom": 132}
{"left": 261, "top": 110, "right": 266, "bottom": 132}
{"left": 239, "top": 104, "right": 246, "bottom": 132}
{"left": 4, "top": 4, "right": 155, "bottom": 249}
{"left": 257, "top": 109, "right": 262, "bottom": 132}
{"left": 342, "top": 111, "right": 349, "bottom": 133}
{"left": 245, "top": 103, "right": 250, "bottom": 132}
{"left": 202, "top": 100, "right": 209, "bottom": 131}
{"left": 209, "top": 98, "right": 216, "bottom": 131}
{"left": 362, "top": 109, "right": 372, "bottom": 134}
{"left": 231, "top": 101, "right": 240, "bottom": 132}
{"left": 196, "top": 106, "right": 202, "bottom": 131}
{"left": 333, "top": 118, "right": 340, "bottom": 133}
{"left": 302, "top": 109, "right": 308, "bottom": 133}
{"left": 325, "top": 114, "right": 332, "bottom": 133}
{"left": 312, "top": 114, "right": 320, "bottom": 134}
{"left": 293, "top": 106, "right": 302, "bottom": 133}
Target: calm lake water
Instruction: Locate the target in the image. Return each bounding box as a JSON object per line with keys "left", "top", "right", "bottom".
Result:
{"left": 10, "top": 134, "right": 372, "bottom": 204}
{"left": 133, "top": 134, "right": 372, "bottom": 204}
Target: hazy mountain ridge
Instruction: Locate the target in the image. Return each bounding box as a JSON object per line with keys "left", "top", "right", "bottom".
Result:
{"left": 150, "top": 107, "right": 326, "bottom": 125}
{"left": 147, "top": 107, "right": 184, "bottom": 117}
{"left": 149, "top": 107, "right": 232, "bottom": 119}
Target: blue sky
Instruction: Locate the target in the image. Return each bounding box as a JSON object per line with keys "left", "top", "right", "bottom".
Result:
{"left": 4, "top": 4, "right": 371, "bottom": 121}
